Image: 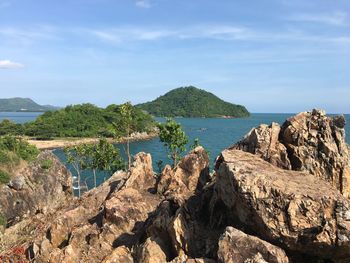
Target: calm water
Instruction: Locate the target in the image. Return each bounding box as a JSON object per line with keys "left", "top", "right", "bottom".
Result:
{"left": 0, "top": 112, "right": 42, "bottom": 123}
{"left": 1, "top": 112, "right": 349, "bottom": 191}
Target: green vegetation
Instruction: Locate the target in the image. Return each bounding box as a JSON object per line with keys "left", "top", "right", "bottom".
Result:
{"left": 158, "top": 119, "right": 189, "bottom": 167}
{"left": 0, "top": 170, "right": 10, "bottom": 184}
{"left": 0, "top": 97, "right": 59, "bottom": 112}
{"left": 137, "top": 86, "right": 250, "bottom": 118}
{"left": 65, "top": 139, "right": 124, "bottom": 197}
{"left": 0, "top": 136, "right": 39, "bottom": 184}
{"left": 0, "top": 103, "right": 156, "bottom": 140}
{"left": 40, "top": 159, "right": 54, "bottom": 170}
{"left": 114, "top": 102, "right": 133, "bottom": 170}
{"left": 0, "top": 136, "right": 39, "bottom": 163}
{"left": 0, "top": 213, "right": 6, "bottom": 227}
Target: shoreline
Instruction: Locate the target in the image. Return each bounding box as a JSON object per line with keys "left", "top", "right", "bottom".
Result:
{"left": 27, "top": 132, "right": 158, "bottom": 150}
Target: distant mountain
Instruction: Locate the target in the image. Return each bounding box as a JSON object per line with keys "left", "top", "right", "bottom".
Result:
{"left": 137, "top": 86, "right": 250, "bottom": 118}
{"left": 0, "top": 98, "right": 60, "bottom": 112}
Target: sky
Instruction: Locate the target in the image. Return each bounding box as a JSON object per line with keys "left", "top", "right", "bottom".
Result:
{"left": 0, "top": 0, "right": 349, "bottom": 113}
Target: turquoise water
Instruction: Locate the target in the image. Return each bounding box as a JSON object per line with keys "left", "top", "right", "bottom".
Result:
{"left": 1, "top": 112, "right": 349, "bottom": 191}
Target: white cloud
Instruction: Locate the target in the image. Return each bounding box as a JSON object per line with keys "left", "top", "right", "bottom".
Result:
{"left": 0, "top": 60, "right": 24, "bottom": 69}
{"left": 86, "top": 25, "right": 250, "bottom": 44}
{"left": 288, "top": 12, "right": 347, "bottom": 26}
{"left": 135, "top": 0, "right": 151, "bottom": 8}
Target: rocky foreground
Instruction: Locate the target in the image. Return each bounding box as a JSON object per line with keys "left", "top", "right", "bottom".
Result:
{"left": 1, "top": 109, "right": 350, "bottom": 263}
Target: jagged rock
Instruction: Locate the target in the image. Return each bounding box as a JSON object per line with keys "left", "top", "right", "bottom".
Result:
{"left": 124, "top": 152, "right": 155, "bottom": 191}
{"left": 217, "top": 227, "right": 289, "bottom": 263}
{"left": 139, "top": 237, "right": 167, "bottom": 263}
{"left": 8, "top": 176, "right": 25, "bottom": 190}
{"left": 232, "top": 122, "right": 291, "bottom": 170}
{"left": 233, "top": 109, "right": 350, "bottom": 197}
{"left": 157, "top": 146, "right": 210, "bottom": 204}
{"left": 0, "top": 151, "right": 72, "bottom": 226}
{"left": 104, "top": 188, "right": 160, "bottom": 233}
{"left": 101, "top": 246, "right": 134, "bottom": 263}
{"left": 211, "top": 149, "right": 350, "bottom": 260}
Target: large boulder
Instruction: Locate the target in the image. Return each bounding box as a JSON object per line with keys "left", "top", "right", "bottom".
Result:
{"left": 218, "top": 227, "right": 289, "bottom": 263}
{"left": 232, "top": 122, "right": 291, "bottom": 170}
{"left": 157, "top": 146, "right": 210, "bottom": 204}
{"left": 0, "top": 151, "right": 72, "bottom": 226}
{"left": 233, "top": 109, "right": 350, "bottom": 197}
{"left": 211, "top": 149, "right": 350, "bottom": 260}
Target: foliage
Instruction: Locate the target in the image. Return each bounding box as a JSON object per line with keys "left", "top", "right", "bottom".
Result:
{"left": 157, "top": 118, "right": 188, "bottom": 167}
{"left": 0, "top": 136, "right": 39, "bottom": 162}
{"left": 0, "top": 170, "right": 10, "bottom": 184}
{"left": 0, "top": 213, "right": 6, "bottom": 226}
{"left": 0, "top": 120, "right": 23, "bottom": 136}
{"left": 0, "top": 103, "right": 156, "bottom": 140}
{"left": 64, "top": 144, "right": 87, "bottom": 197}
{"left": 190, "top": 138, "right": 211, "bottom": 160}
{"left": 40, "top": 159, "right": 54, "bottom": 170}
{"left": 113, "top": 102, "right": 134, "bottom": 170}
{"left": 83, "top": 139, "right": 125, "bottom": 187}
{"left": 190, "top": 138, "right": 201, "bottom": 150}
{"left": 65, "top": 139, "right": 124, "bottom": 193}
{"left": 137, "top": 86, "right": 250, "bottom": 118}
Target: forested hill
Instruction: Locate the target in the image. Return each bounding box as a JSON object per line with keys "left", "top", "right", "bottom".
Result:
{"left": 137, "top": 86, "right": 250, "bottom": 118}
{"left": 0, "top": 103, "right": 156, "bottom": 139}
{"left": 0, "top": 98, "right": 59, "bottom": 112}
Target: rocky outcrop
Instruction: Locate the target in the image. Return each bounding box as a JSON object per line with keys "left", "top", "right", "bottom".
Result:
{"left": 0, "top": 151, "right": 72, "bottom": 227}
{"left": 2, "top": 111, "right": 350, "bottom": 263}
{"left": 157, "top": 146, "right": 210, "bottom": 204}
{"left": 233, "top": 109, "right": 350, "bottom": 197}
{"left": 212, "top": 149, "right": 350, "bottom": 261}
{"left": 217, "top": 227, "right": 289, "bottom": 263}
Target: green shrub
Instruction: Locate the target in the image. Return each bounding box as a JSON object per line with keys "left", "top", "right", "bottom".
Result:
{"left": 0, "top": 213, "right": 7, "bottom": 226}
{"left": 0, "top": 136, "right": 39, "bottom": 162}
{"left": 40, "top": 159, "right": 54, "bottom": 170}
{"left": 0, "top": 170, "right": 10, "bottom": 184}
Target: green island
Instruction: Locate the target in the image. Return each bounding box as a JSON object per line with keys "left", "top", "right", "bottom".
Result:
{"left": 0, "top": 98, "right": 59, "bottom": 112}
{"left": 137, "top": 86, "right": 250, "bottom": 118}
{"left": 0, "top": 103, "right": 156, "bottom": 140}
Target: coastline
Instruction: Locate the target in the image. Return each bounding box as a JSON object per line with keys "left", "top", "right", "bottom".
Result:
{"left": 27, "top": 132, "right": 158, "bottom": 150}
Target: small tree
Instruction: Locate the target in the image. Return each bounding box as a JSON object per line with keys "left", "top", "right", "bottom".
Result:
{"left": 78, "top": 139, "right": 125, "bottom": 188}
{"left": 64, "top": 144, "right": 89, "bottom": 197}
{"left": 113, "top": 102, "right": 134, "bottom": 171}
{"left": 157, "top": 118, "right": 188, "bottom": 167}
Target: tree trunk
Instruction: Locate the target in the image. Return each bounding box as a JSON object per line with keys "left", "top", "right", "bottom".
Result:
{"left": 93, "top": 169, "right": 97, "bottom": 188}
{"left": 77, "top": 170, "right": 81, "bottom": 198}
{"left": 127, "top": 138, "right": 131, "bottom": 171}
{"left": 173, "top": 152, "right": 177, "bottom": 167}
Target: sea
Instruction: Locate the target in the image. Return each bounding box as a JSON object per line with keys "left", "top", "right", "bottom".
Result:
{"left": 1, "top": 112, "right": 350, "bottom": 191}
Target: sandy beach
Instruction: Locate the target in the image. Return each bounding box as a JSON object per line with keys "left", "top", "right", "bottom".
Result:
{"left": 27, "top": 132, "right": 158, "bottom": 150}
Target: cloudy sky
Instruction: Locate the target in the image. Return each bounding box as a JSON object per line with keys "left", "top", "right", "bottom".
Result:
{"left": 0, "top": 0, "right": 349, "bottom": 113}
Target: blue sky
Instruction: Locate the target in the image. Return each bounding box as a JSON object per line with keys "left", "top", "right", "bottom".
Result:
{"left": 0, "top": 0, "right": 349, "bottom": 113}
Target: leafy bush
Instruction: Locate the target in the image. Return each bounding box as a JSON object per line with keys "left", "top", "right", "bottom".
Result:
{"left": 0, "top": 170, "right": 10, "bottom": 184}
{"left": 40, "top": 159, "right": 54, "bottom": 170}
{"left": 0, "top": 136, "right": 39, "bottom": 162}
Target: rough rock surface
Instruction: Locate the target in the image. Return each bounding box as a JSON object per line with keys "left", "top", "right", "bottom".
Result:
{"left": 0, "top": 151, "right": 72, "bottom": 227}
{"left": 157, "top": 146, "right": 210, "bottom": 204}
{"left": 217, "top": 227, "right": 289, "bottom": 263}
{"left": 233, "top": 109, "right": 350, "bottom": 197}
{"left": 1, "top": 111, "right": 350, "bottom": 263}
{"left": 212, "top": 149, "right": 350, "bottom": 260}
